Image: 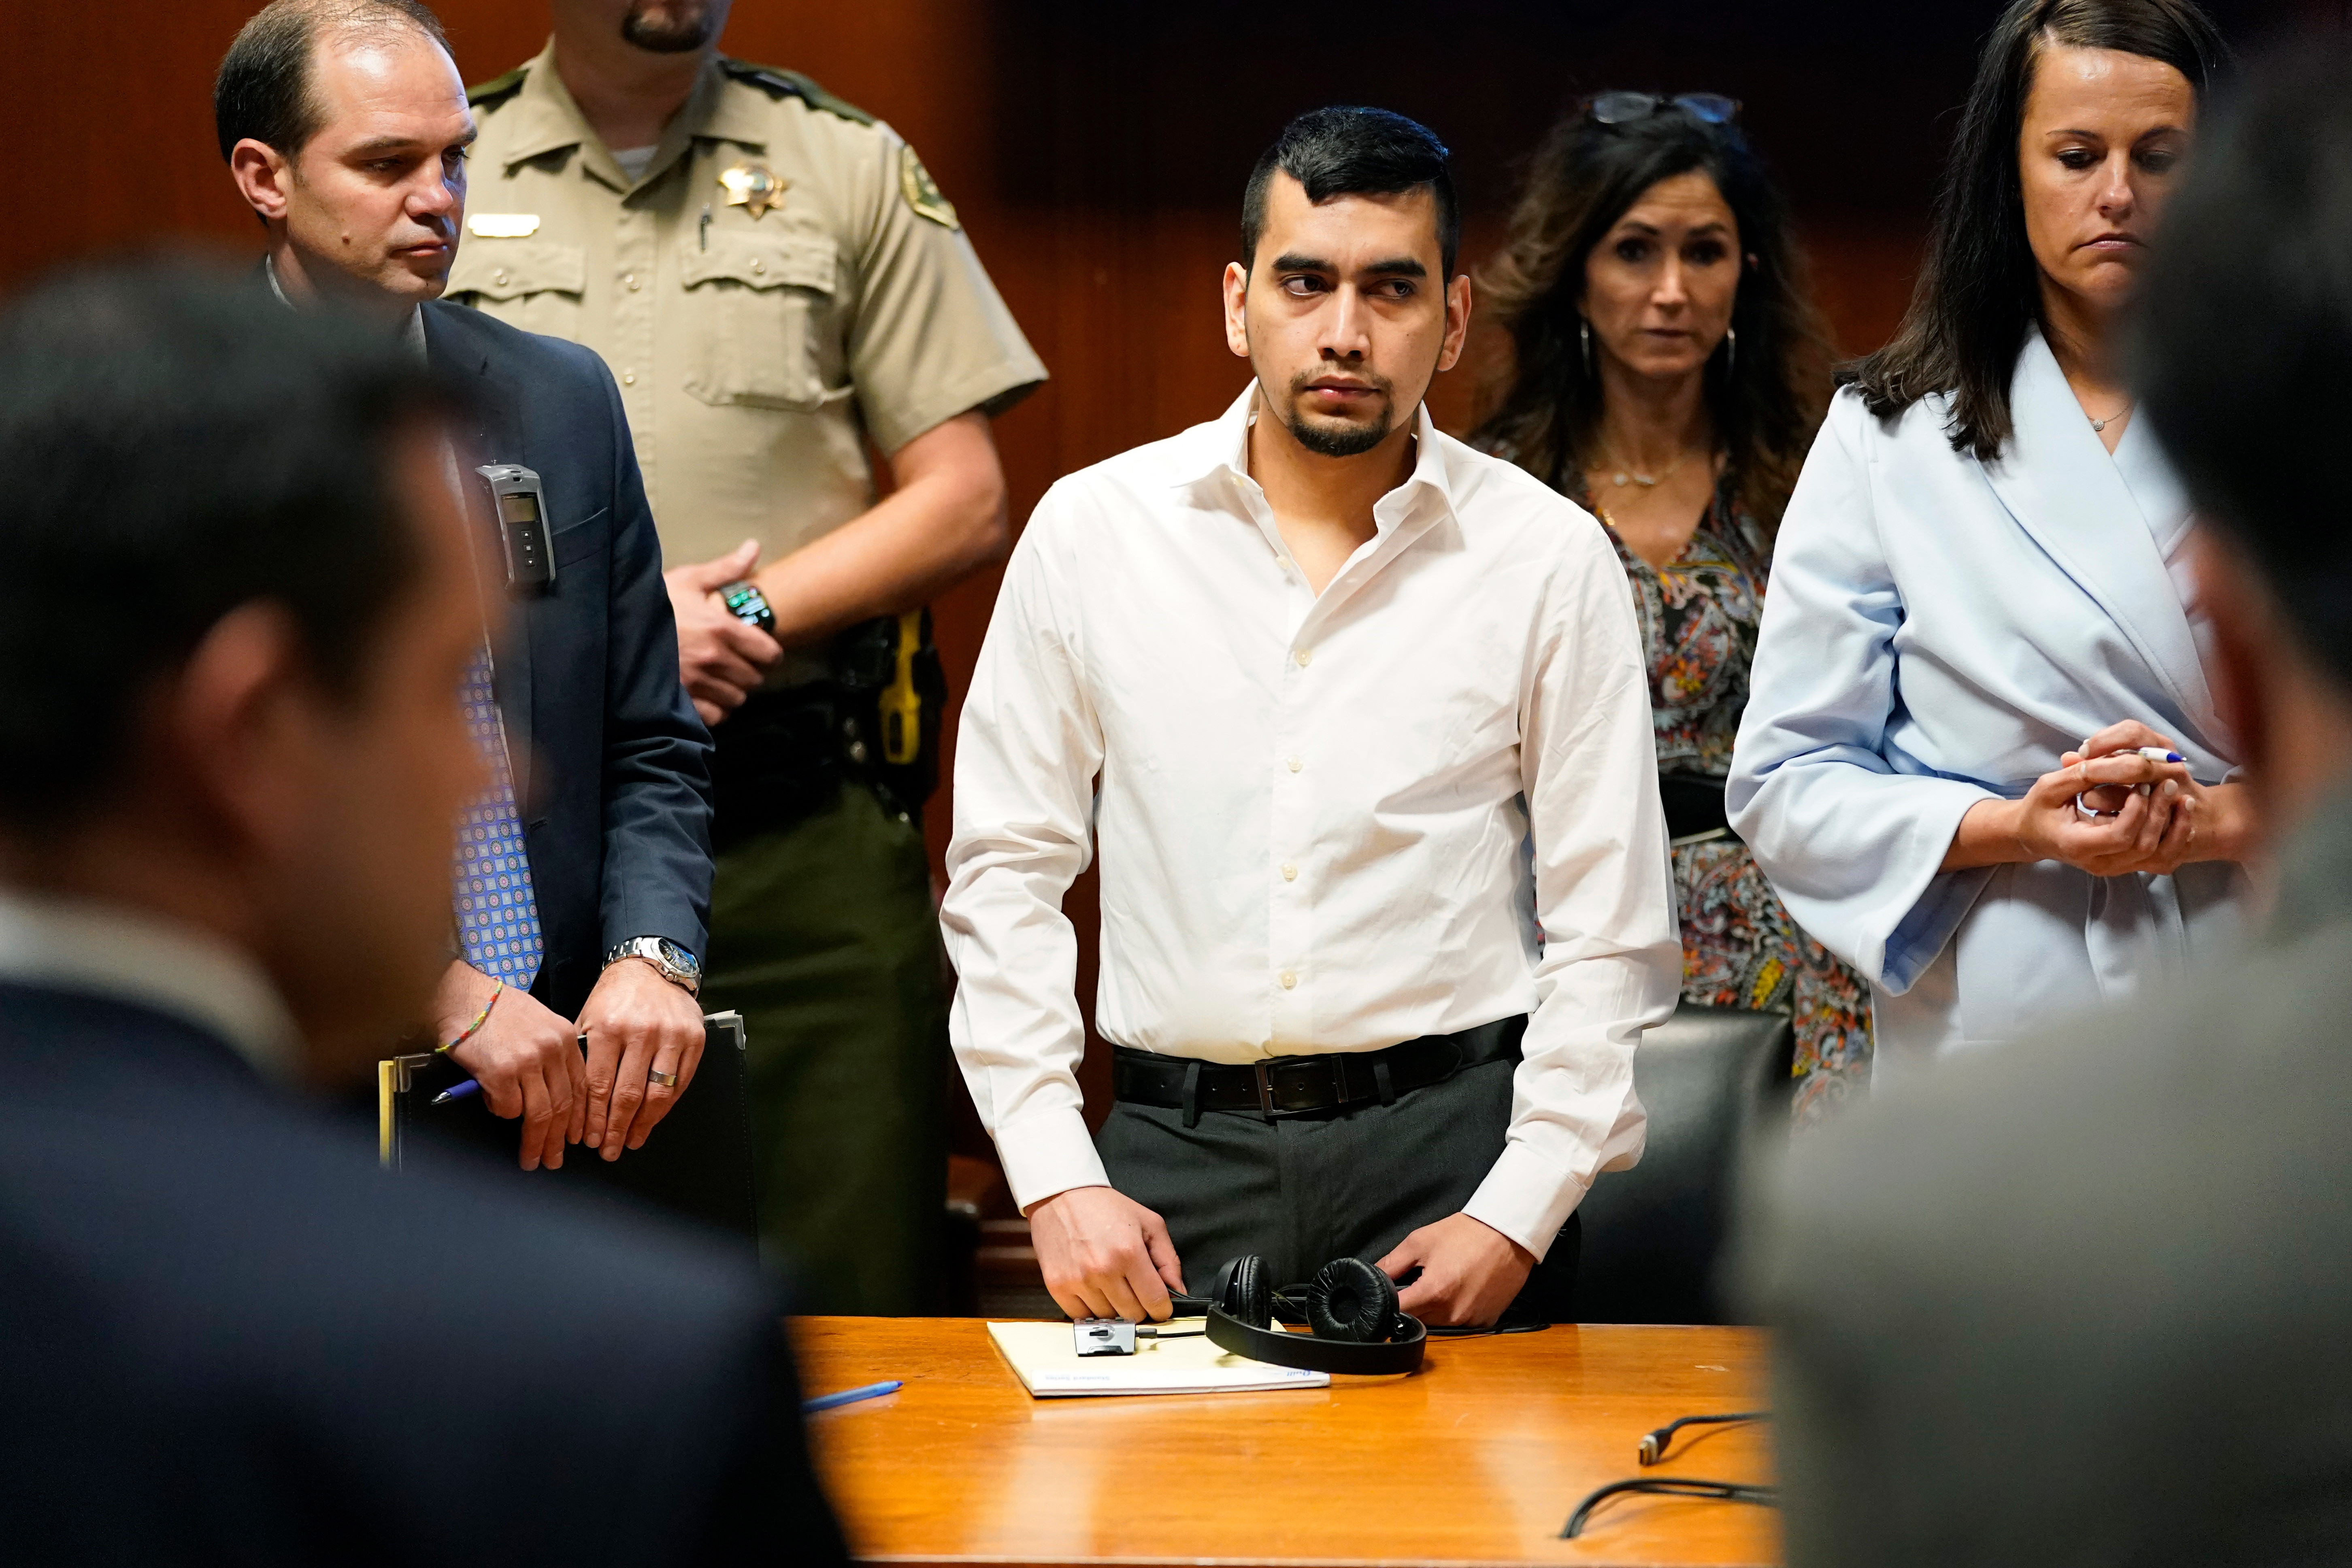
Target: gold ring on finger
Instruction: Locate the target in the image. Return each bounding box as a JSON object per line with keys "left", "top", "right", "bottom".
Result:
{"left": 648, "top": 1068, "right": 679, "bottom": 1088}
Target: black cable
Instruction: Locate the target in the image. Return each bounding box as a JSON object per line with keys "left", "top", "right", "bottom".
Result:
{"left": 1173, "top": 1283, "right": 1551, "bottom": 1339}
{"left": 1638, "top": 1409, "right": 1770, "bottom": 1465}
{"left": 1560, "top": 1477, "right": 1779, "bottom": 1539}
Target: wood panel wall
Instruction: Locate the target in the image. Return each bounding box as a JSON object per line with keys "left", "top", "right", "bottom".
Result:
{"left": 2, "top": 0, "right": 2319, "bottom": 1149}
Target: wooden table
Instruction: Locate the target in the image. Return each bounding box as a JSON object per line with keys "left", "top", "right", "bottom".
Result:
{"left": 794, "top": 1316, "right": 1777, "bottom": 1568}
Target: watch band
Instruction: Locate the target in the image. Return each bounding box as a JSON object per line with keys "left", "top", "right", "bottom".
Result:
{"left": 719, "top": 579, "right": 777, "bottom": 640}
{"left": 604, "top": 936, "right": 702, "bottom": 997}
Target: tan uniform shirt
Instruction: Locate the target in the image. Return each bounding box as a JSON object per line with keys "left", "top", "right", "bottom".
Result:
{"left": 450, "top": 44, "right": 1045, "bottom": 576}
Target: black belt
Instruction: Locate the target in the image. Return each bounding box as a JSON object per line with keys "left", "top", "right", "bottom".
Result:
{"left": 1660, "top": 773, "right": 1739, "bottom": 844}
{"left": 1113, "top": 1016, "right": 1525, "bottom": 1127}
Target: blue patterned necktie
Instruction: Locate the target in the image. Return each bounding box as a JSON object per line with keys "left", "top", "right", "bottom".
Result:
{"left": 454, "top": 646, "right": 543, "bottom": 991}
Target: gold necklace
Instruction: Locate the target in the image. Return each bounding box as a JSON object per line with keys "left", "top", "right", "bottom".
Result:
{"left": 1596, "top": 438, "right": 1693, "bottom": 488}
{"left": 2086, "top": 402, "right": 2131, "bottom": 434}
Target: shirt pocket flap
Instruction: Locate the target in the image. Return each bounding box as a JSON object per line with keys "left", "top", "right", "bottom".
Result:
{"left": 448, "top": 240, "right": 587, "bottom": 301}
{"left": 679, "top": 232, "right": 837, "bottom": 294}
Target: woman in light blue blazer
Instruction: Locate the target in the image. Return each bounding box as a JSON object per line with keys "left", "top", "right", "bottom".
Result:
{"left": 1730, "top": 0, "right": 2246, "bottom": 1074}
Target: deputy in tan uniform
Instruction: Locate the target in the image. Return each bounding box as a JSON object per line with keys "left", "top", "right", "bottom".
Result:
{"left": 450, "top": 0, "right": 1045, "bottom": 1313}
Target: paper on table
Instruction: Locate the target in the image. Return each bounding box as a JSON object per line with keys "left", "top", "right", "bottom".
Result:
{"left": 987, "top": 1319, "right": 1330, "bottom": 1398}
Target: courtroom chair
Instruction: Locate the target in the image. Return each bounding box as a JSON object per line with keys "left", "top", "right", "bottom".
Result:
{"left": 381, "top": 1012, "right": 761, "bottom": 1251}
{"left": 1573, "top": 1004, "right": 1796, "bottom": 1325}
{"left": 943, "top": 1154, "right": 1008, "bottom": 1315}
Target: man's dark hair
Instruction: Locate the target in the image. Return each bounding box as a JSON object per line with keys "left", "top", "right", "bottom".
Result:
{"left": 1848, "top": 0, "right": 2231, "bottom": 460}
{"left": 2134, "top": 38, "right": 2352, "bottom": 685}
{"left": 214, "top": 0, "right": 451, "bottom": 163}
{"left": 0, "top": 260, "right": 452, "bottom": 827}
{"left": 1241, "top": 107, "right": 1460, "bottom": 280}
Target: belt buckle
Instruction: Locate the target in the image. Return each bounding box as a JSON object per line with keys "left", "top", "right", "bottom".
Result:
{"left": 1253, "top": 1060, "right": 1280, "bottom": 1120}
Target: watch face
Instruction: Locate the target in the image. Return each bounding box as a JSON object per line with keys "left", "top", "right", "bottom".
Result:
{"left": 657, "top": 939, "right": 700, "bottom": 975}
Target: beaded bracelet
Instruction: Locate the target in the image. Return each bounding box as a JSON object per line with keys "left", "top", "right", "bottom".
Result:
{"left": 436, "top": 979, "right": 504, "bottom": 1055}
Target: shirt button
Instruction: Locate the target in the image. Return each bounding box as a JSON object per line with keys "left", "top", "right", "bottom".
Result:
{"left": 751, "top": 258, "right": 766, "bottom": 275}
{"left": 493, "top": 268, "right": 509, "bottom": 286}
{"left": 1279, "top": 971, "right": 1297, "bottom": 990}
{"left": 1286, "top": 756, "right": 1303, "bottom": 773}
{"left": 624, "top": 273, "right": 640, "bottom": 291}
{"left": 621, "top": 372, "right": 636, "bottom": 385}
{"left": 1295, "top": 648, "right": 1312, "bottom": 667}
{"left": 1280, "top": 863, "right": 1297, "bottom": 882}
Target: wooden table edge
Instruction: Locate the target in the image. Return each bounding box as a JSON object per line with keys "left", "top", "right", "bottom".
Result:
{"left": 850, "top": 1557, "right": 1780, "bottom": 1568}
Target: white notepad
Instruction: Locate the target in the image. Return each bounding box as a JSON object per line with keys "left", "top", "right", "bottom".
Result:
{"left": 986, "top": 1319, "right": 1330, "bottom": 1398}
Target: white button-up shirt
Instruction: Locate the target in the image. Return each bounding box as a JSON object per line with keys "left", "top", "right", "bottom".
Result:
{"left": 942, "top": 386, "right": 1679, "bottom": 1255}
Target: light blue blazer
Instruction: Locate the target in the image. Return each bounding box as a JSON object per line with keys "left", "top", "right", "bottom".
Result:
{"left": 1728, "top": 331, "right": 2249, "bottom": 1072}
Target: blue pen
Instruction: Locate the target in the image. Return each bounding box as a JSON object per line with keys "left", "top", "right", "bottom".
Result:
{"left": 2135, "top": 747, "right": 2186, "bottom": 764}
{"left": 432, "top": 1034, "right": 585, "bottom": 1105}
{"left": 802, "top": 1379, "right": 902, "bottom": 1413}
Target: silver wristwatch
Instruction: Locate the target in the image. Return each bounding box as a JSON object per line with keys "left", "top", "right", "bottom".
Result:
{"left": 604, "top": 936, "right": 702, "bottom": 998}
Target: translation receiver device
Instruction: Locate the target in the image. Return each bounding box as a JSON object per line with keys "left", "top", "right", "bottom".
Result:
{"left": 477, "top": 463, "right": 555, "bottom": 591}
{"left": 1071, "top": 1318, "right": 1207, "bottom": 1355}
{"left": 1075, "top": 1318, "right": 1137, "bottom": 1356}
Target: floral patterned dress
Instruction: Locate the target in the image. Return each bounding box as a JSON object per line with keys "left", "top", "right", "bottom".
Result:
{"left": 1576, "top": 473, "right": 1873, "bottom": 1124}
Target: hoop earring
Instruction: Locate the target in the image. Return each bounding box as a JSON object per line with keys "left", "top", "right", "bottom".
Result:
{"left": 1580, "top": 317, "right": 1593, "bottom": 377}
{"left": 1722, "top": 325, "right": 1737, "bottom": 379}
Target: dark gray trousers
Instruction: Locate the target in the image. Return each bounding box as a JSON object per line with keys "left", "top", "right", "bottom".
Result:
{"left": 1095, "top": 1050, "right": 1580, "bottom": 1322}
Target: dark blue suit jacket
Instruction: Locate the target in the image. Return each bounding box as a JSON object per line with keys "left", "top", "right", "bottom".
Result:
{"left": 421, "top": 300, "right": 712, "bottom": 1016}
{"left": 0, "top": 982, "right": 845, "bottom": 1564}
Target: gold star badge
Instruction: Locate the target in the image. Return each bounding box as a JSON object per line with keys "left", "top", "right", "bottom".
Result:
{"left": 717, "top": 160, "right": 788, "bottom": 219}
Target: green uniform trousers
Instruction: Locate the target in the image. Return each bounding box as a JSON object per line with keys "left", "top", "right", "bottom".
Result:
{"left": 704, "top": 783, "right": 946, "bottom": 1315}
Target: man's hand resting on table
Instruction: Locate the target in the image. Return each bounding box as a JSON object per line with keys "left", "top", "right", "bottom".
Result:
{"left": 1378, "top": 1212, "right": 1535, "bottom": 1328}
{"left": 1028, "top": 1185, "right": 1187, "bottom": 1322}
{"left": 436, "top": 961, "right": 587, "bottom": 1172}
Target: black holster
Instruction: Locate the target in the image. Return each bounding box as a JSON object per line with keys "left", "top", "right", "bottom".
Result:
{"left": 708, "top": 612, "right": 945, "bottom": 851}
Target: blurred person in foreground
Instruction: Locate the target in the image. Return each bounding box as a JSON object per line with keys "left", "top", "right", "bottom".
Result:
{"left": 1728, "top": 0, "right": 2249, "bottom": 1081}
{"left": 1744, "top": 41, "right": 2352, "bottom": 1565}
{"left": 1474, "top": 92, "right": 1862, "bottom": 1121}
{"left": 217, "top": 0, "right": 717, "bottom": 1174}
{"left": 0, "top": 263, "right": 842, "bottom": 1563}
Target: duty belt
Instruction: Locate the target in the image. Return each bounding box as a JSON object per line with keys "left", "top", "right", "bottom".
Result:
{"left": 1111, "top": 1015, "right": 1525, "bottom": 1127}
{"left": 708, "top": 610, "right": 944, "bottom": 849}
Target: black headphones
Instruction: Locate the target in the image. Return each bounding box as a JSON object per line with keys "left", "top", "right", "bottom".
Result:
{"left": 1188, "top": 1255, "right": 1426, "bottom": 1375}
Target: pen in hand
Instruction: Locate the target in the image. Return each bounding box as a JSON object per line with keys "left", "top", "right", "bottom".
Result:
{"left": 434, "top": 1033, "right": 590, "bottom": 1105}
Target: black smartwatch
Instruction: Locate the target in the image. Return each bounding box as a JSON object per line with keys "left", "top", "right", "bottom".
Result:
{"left": 719, "top": 579, "right": 777, "bottom": 639}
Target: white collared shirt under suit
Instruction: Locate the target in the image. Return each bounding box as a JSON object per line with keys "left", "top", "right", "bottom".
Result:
{"left": 943, "top": 385, "right": 1682, "bottom": 1287}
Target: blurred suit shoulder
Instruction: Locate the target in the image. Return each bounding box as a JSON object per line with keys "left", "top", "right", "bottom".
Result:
{"left": 0, "top": 983, "right": 843, "bottom": 1566}
{"left": 1741, "top": 914, "right": 2352, "bottom": 1567}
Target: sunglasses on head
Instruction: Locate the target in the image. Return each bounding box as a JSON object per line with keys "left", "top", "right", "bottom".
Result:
{"left": 1584, "top": 92, "right": 1742, "bottom": 128}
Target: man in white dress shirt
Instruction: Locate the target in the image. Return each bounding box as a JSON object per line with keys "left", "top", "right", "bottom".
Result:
{"left": 942, "top": 107, "right": 1679, "bottom": 1327}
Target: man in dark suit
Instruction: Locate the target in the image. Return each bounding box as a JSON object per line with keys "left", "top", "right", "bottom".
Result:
{"left": 216, "top": 0, "right": 713, "bottom": 1170}
{"left": 0, "top": 262, "right": 844, "bottom": 1563}
{"left": 1742, "top": 47, "right": 2352, "bottom": 1567}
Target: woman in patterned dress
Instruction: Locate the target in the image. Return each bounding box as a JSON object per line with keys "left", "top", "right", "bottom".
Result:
{"left": 1472, "top": 94, "right": 1867, "bottom": 1121}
